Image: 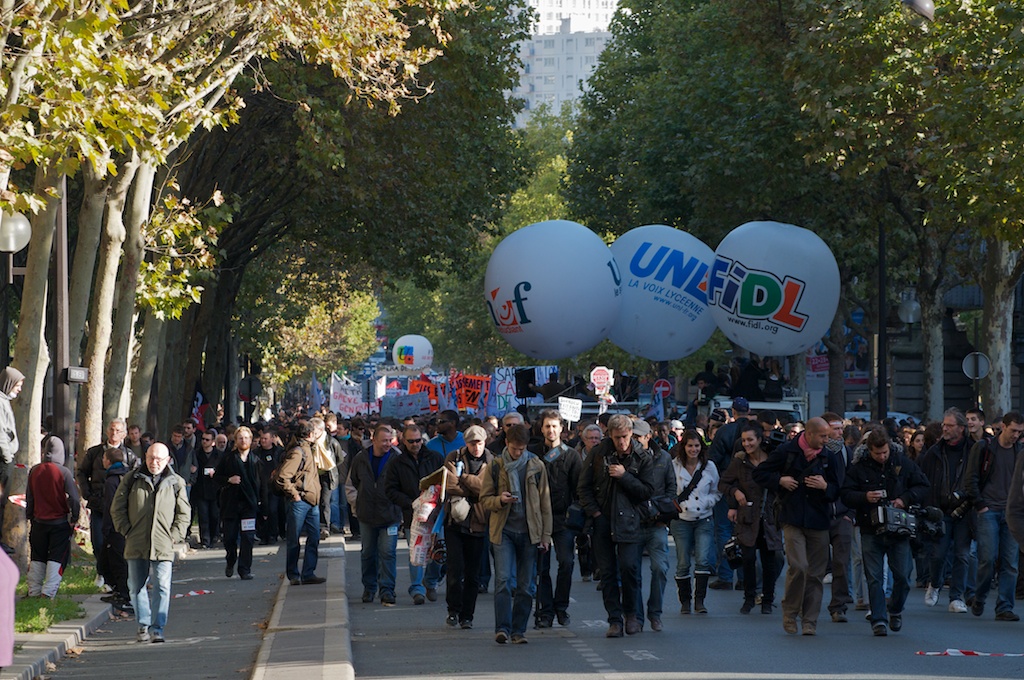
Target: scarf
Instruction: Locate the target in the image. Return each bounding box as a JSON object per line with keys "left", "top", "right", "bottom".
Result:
{"left": 502, "top": 448, "right": 534, "bottom": 500}
{"left": 798, "top": 432, "right": 822, "bottom": 462}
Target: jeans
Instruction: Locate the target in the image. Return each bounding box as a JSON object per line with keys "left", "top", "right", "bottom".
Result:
{"left": 361, "top": 523, "right": 398, "bottom": 597}
{"left": 670, "top": 516, "right": 715, "bottom": 578}
{"left": 222, "top": 518, "right": 256, "bottom": 577}
{"left": 781, "top": 524, "right": 830, "bottom": 625}
{"left": 535, "top": 528, "right": 576, "bottom": 621}
{"left": 974, "top": 509, "right": 1020, "bottom": 614}
{"left": 861, "top": 531, "right": 912, "bottom": 625}
{"left": 637, "top": 524, "right": 670, "bottom": 624}
{"left": 285, "top": 500, "right": 320, "bottom": 581}
{"left": 408, "top": 535, "right": 442, "bottom": 597}
{"left": 492, "top": 529, "right": 538, "bottom": 636}
{"left": 713, "top": 498, "right": 735, "bottom": 582}
{"left": 128, "top": 559, "right": 173, "bottom": 635}
{"left": 828, "top": 516, "right": 855, "bottom": 614}
{"left": 446, "top": 529, "right": 486, "bottom": 622}
{"left": 927, "top": 515, "right": 972, "bottom": 602}
{"left": 592, "top": 514, "right": 643, "bottom": 624}
{"left": 330, "top": 487, "right": 343, "bottom": 529}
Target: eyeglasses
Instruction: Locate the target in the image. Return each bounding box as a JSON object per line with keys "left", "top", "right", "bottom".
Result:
{"left": 406, "top": 438, "right": 423, "bottom": 444}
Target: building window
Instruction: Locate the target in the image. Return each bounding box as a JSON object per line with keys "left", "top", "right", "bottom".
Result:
{"left": 544, "top": 75, "right": 555, "bottom": 85}
{"left": 543, "top": 39, "right": 555, "bottom": 49}
{"left": 585, "top": 37, "right": 595, "bottom": 47}
{"left": 544, "top": 57, "right": 555, "bottom": 67}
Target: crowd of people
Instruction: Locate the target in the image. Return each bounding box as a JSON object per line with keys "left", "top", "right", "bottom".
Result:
{"left": 5, "top": 384, "right": 1024, "bottom": 649}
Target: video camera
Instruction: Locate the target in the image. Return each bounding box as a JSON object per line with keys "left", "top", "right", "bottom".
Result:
{"left": 763, "top": 429, "right": 788, "bottom": 454}
{"left": 869, "top": 503, "right": 944, "bottom": 541}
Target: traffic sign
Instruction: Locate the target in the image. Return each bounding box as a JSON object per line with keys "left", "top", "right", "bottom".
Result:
{"left": 962, "top": 352, "right": 991, "bottom": 380}
{"left": 653, "top": 378, "right": 672, "bottom": 399}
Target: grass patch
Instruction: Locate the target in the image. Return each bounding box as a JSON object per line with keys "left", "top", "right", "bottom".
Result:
{"left": 14, "top": 597, "right": 86, "bottom": 633}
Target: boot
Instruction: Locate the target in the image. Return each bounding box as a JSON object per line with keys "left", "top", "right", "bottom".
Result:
{"left": 676, "top": 577, "right": 692, "bottom": 614}
{"left": 27, "top": 561, "right": 45, "bottom": 597}
{"left": 42, "top": 560, "right": 64, "bottom": 599}
{"left": 740, "top": 596, "right": 755, "bottom": 614}
{"left": 694, "top": 573, "right": 709, "bottom": 614}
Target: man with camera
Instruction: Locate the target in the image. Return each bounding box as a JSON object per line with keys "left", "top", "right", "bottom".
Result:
{"left": 841, "top": 428, "right": 930, "bottom": 636}
{"left": 917, "top": 407, "right": 974, "bottom": 613}
{"left": 963, "top": 411, "right": 1024, "bottom": 621}
{"left": 752, "top": 417, "right": 840, "bottom": 636}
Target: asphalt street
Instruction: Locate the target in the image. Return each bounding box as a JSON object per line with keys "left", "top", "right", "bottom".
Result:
{"left": 350, "top": 539, "right": 1024, "bottom": 680}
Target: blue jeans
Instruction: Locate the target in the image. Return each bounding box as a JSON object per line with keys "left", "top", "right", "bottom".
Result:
{"left": 330, "top": 487, "right": 343, "bottom": 529}
{"left": 713, "top": 498, "right": 735, "bottom": 582}
{"left": 285, "top": 500, "right": 320, "bottom": 581}
{"left": 974, "top": 509, "right": 1020, "bottom": 614}
{"left": 861, "top": 531, "right": 911, "bottom": 626}
{"left": 361, "top": 523, "right": 398, "bottom": 597}
{"left": 536, "top": 528, "right": 576, "bottom": 621}
{"left": 492, "top": 529, "right": 538, "bottom": 636}
{"left": 128, "top": 559, "right": 173, "bottom": 635}
{"left": 671, "top": 517, "right": 715, "bottom": 578}
{"left": 637, "top": 524, "right": 670, "bottom": 624}
{"left": 408, "top": 536, "right": 442, "bottom": 597}
{"left": 927, "top": 515, "right": 972, "bottom": 601}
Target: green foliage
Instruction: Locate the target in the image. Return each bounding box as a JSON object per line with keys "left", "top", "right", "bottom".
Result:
{"left": 14, "top": 598, "right": 85, "bottom": 634}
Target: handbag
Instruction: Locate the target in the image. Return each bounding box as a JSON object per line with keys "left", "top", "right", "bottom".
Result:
{"left": 565, "top": 502, "right": 587, "bottom": 532}
{"left": 450, "top": 496, "right": 471, "bottom": 523}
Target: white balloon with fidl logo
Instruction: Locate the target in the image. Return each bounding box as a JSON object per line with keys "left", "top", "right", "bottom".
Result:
{"left": 484, "top": 220, "right": 622, "bottom": 360}
{"left": 392, "top": 334, "right": 434, "bottom": 369}
{"left": 706, "top": 221, "right": 840, "bottom": 357}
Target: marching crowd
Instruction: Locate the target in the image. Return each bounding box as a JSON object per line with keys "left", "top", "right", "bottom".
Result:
{"left": 5, "top": 380, "right": 1024, "bottom": 649}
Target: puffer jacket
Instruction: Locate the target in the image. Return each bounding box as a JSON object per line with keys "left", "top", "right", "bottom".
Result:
{"left": 577, "top": 438, "right": 655, "bottom": 544}
{"left": 110, "top": 466, "right": 190, "bottom": 561}
{"left": 345, "top": 446, "right": 402, "bottom": 528}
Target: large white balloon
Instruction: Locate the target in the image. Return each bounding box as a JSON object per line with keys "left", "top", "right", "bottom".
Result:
{"left": 392, "top": 334, "right": 434, "bottom": 369}
{"left": 707, "top": 221, "right": 840, "bottom": 357}
{"left": 608, "top": 225, "right": 717, "bottom": 360}
{"left": 484, "top": 220, "right": 622, "bottom": 360}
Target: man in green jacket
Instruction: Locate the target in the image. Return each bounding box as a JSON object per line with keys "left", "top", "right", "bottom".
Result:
{"left": 111, "top": 442, "right": 190, "bottom": 644}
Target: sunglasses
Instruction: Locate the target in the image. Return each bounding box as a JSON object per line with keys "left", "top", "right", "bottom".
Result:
{"left": 406, "top": 438, "right": 423, "bottom": 444}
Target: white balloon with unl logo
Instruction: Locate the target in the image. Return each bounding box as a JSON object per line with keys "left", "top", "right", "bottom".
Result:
{"left": 392, "top": 334, "right": 434, "bottom": 369}
{"left": 484, "top": 220, "right": 622, "bottom": 360}
{"left": 707, "top": 221, "right": 840, "bottom": 357}
{"left": 609, "top": 224, "right": 718, "bottom": 360}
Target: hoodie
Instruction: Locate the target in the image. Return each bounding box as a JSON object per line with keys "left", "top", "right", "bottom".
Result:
{"left": 0, "top": 366, "right": 23, "bottom": 464}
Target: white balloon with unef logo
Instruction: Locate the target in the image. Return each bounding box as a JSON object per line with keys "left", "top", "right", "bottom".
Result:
{"left": 609, "top": 225, "right": 717, "bottom": 360}
{"left": 707, "top": 221, "right": 840, "bottom": 357}
{"left": 484, "top": 220, "right": 622, "bottom": 360}
{"left": 392, "top": 334, "right": 434, "bottom": 370}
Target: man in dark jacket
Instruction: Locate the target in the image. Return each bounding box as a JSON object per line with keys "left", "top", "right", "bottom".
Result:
{"left": 384, "top": 424, "right": 443, "bottom": 605}
{"left": 962, "top": 411, "right": 1024, "bottom": 621}
{"left": 577, "top": 413, "right": 655, "bottom": 638}
{"left": 192, "top": 429, "right": 223, "bottom": 548}
{"left": 101, "top": 448, "right": 130, "bottom": 611}
{"left": 841, "top": 428, "right": 930, "bottom": 636}
{"left": 346, "top": 423, "right": 402, "bottom": 605}
{"left": 633, "top": 419, "right": 676, "bottom": 632}
{"left": 531, "top": 410, "right": 583, "bottom": 629}
{"left": 753, "top": 417, "right": 840, "bottom": 636}
{"left": 916, "top": 407, "right": 974, "bottom": 612}
{"left": 256, "top": 429, "right": 284, "bottom": 545}
{"left": 215, "top": 426, "right": 263, "bottom": 580}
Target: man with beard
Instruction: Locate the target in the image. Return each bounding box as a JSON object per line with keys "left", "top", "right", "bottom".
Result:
{"left": 215, "top": 427, "right": 263, "bottom": 580}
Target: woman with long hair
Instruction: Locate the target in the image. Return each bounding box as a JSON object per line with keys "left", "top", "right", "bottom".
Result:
{"left": 669, "top": 430, "right": 720, "bottom": 614}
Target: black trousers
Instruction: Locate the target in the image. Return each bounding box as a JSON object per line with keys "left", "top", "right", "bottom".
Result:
{"left": 446, "top": 529, "right": 486, "bottom": 622}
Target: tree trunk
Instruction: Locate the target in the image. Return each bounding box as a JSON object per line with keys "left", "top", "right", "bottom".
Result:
{"left": 198, "top": 267, "right": 244, "bottom": 421}
{"left": 980, "top": 237, "right": 1022, "bottom": 415}
{"left": 69, "top": 164, "right": 108, "bottom": 364}
{"left": 78, "top": 155, "right": 140, "bottom": 454}
{"left": 130, "top": 310, "right": 166, "bottom": 432}
{"left": 4, "top": 164, "right": 60, "bottom": 563}
{"left": 158, "top": 313, "right": 190, "bottom": 435}
{"left": 919, "top": 285, "right": 945, "bottom": 422}
{"left": 826, "top": 311, "right": 846, "bottom": 414}
{"left": 103, "top": 163, "right": 155, "bottom": 423}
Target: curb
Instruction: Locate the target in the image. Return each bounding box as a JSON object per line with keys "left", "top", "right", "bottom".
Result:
{"left": 3, "top": 595, "right": 111, "bottom": 680}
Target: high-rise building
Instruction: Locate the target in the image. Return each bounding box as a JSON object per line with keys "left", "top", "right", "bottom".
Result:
{"left": 526, "top": 0, "right": 618, "bottom": 36}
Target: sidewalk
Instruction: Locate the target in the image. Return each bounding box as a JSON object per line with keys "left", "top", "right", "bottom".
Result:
{"left": 0, "top": 536, "right": 354, "bottom": 680}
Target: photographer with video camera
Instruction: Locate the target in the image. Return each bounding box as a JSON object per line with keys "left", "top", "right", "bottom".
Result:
{"left": 916, "top": 407, "right": 974, "bottom": 613}
{"left": 841, "top": 428, "right": 930, "bottom": 636}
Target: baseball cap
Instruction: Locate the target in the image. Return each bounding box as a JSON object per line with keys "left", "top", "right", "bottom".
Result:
{"left": 464, "top": 425, "right": 487, "bottom": 443}
{"left": 632, "top": 420, "right": 652, "bottom": 436}
{"left": 710, "top": 408, "right": 728, "bottom": 423}
{"left": 732, "top": 397, "right": 750, "bottom": 414}
{"left": 670, "top": 419, "right": 684, "bottom": 430}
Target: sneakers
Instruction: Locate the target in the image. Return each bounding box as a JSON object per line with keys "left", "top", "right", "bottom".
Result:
{"left": 413, "top": 593, "right": 426, "bottom": 605}
{"left": 495, "top": 630, "right": 509, "bottom": 644}
{"left": 445, "top": 614, "right": 458, "bottom": 626}
{"left": 889, "top": 614, "right": 902, "bottom": 631}
{"left": 151, "top": 632, "right": 165, "bottom": 643}
{"left": 948, "top": 599, "right": 968, "bottom": 613}
{"left": 924, "top": 585, "right": 939, "bottom": 607}
{"left": 511, "top": 634, "right": 528, "bottom": 644}
{"left": 740, "top": 601, "right": 754, "bottom": 615}
{"left": 426, "top": 587, "right": 438, "bottom": 602}
{"left": 650, "top": 617, "right": 662, "bottom": 632}
{"left": 783, "top": 617, "right": 798, "bottom": 635}
{"left": 995, "top": 610, "right": 1020, "bottom": 621}
{"left": 534, "top": 618, "right": 553, "bottom": 629}
{"left": 801, "top": 621, "right": 817, "bottom": 636}
{"left": 872, "top": 623, "right": 887, "bottom": 636}
{"left": 380, "top": 592, "right": 396, "bottom": 606}
{"left": 137, "top": 627, "right": 150, "bottom": 643}
{"left": 831, "top": 611, "right": 847, "bottom": 623}
{"left": 362, "top": 590, "right": 375, "bottom": 603}
{"left": 761, "top": 601, "right": 773, "bottom": 615}
{"left": 823, "top": 573, "right": 833, "bottom": 584}
{"left": 460, "top": 619, "right": 473, "bottom": 629}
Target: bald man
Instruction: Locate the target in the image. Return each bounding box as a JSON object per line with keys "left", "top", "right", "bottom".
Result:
{"left": 753, "top": 417, "right": 842, "bottom": 636}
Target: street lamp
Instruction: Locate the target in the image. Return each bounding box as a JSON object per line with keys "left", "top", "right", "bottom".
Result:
{"left": 0, "top": 211, "right": 31, "bottom": 284}
{"left": 902, "top": 0, "right": 935, "bottom": 23}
